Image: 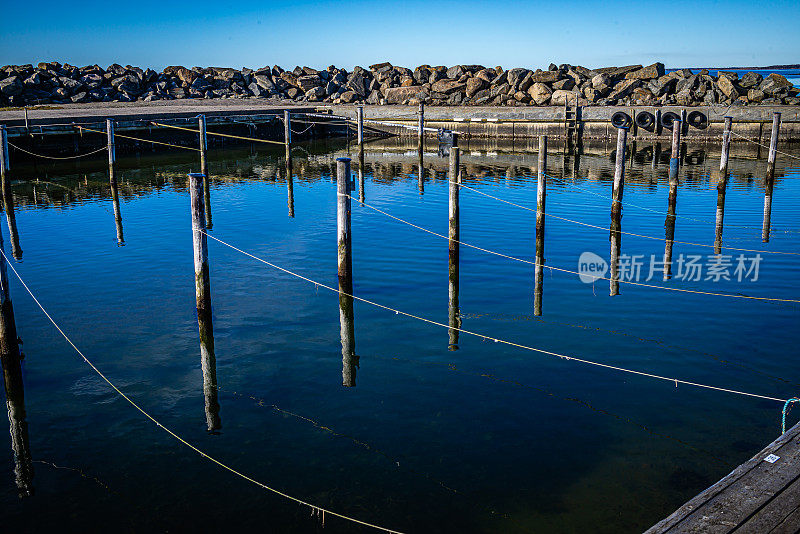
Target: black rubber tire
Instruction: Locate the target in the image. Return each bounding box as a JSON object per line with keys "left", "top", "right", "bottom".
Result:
{"left": 611, "top": 111, "right": 631, "bottom": 129}
{"left": 661, "top": 111, "right": 681, "bottom": 130}
{"left": 635, "top": 111, "right": 655, "bottom": 131}
{"left": 687, "top": 110, "right": 707, "bottom": 129}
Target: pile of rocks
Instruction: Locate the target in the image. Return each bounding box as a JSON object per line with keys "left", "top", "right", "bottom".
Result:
{"left": 1, "top": 61, "right": 797, "bottom": 107}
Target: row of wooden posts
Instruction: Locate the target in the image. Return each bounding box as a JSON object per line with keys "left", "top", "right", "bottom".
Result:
{"left": 0, "top": 107, "right": 786, "bottom": 499}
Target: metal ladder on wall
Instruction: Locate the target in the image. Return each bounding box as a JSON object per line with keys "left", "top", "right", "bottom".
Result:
{"left": 564, "top": 93, "right": 581, "bottom": 150}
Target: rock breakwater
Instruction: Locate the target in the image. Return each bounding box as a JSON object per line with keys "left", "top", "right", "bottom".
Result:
{"left": 1, "top": 61, "right": 797, "bottom": 108}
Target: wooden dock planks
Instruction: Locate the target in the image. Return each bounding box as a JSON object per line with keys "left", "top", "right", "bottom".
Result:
{"left": 647, "top": 421, "right": 800, "bottom": 533}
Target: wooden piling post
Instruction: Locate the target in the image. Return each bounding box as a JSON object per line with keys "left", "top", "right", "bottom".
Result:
{"left": 198, "top": 115, "right": 212, "bottom": 229}
{"left": 0, "top": 126, "right": 22, "bottom": 259}
{"left": 356, "top": 106, "right": 364, "bottom": 146}
{"left": 448, "top": 146, "right": 460, "bottom": 257}
{"left": 284, "top": 110, "right": 292, "bottom": 162}
{"left": 534, "top": 135, "right": 547, "bottom": 314}
{"left": 766, "top": 111, "right": 781, "bottom": 182}
{"left": 336, "top": 158, "right": 357, "bottom": 387}
{"left": 670, "top": 119, "right": 682, "bottom": 160}
{"left": 188, "top": 172, "right": 220, "bottom": 431}
{"left": 447, "top": 143, "right": 460, "bottom": 349}
{"left": 611, "top": 127, "right": 627, "bottom": 219}
{"left": 103, "top": 119, "right": 125, "bottom": 246}
{"left": 720, "top": 116, "right": 733, "bottom": 177}
{"left": 609, "top": 214, "right": 621, "bottom": 296}
{"left": 536, "top": 135, "right": 547, "bottom": 234}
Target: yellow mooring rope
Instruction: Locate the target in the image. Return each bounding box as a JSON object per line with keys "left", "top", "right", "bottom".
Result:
{"left": 150, "top": 122, "right": 285, "bottom": 146}
{"left": 0, "top": 249, "right": 405, "bottom": 534}
{"left": 76, "top": 126, "right": 201, "bottom": 152}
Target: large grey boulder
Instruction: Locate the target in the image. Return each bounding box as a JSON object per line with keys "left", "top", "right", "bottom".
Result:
{"left": 0, "top": 76, "right": 23, "bottom": 96}
{"left": 625, "top": 62, "right": 665, "bottom": 80}
{"left": 528, "top": 82, "right": 552, "bottom": 105}
{"left": 384, "top": 86, "right": 422, "bottom": 104}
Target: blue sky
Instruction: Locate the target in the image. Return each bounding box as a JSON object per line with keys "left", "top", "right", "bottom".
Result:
{"left": 1, "top": 0, "right": 798, "bottom": 70}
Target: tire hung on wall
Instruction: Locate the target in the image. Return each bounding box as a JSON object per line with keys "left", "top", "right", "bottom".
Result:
{"left": 635, "top": 111, "right": 656, "bottom": 131}
{"left": 687, "top": 110, "right": 707, "bottom": 129}
{"left": 661, "top": 111, "right": 681, "bottom": 130}
{"left": 611, "top": 111, "right": 632, "bottom": 129}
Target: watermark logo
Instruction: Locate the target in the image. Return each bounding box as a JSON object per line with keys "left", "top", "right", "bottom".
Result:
{"left": 578, "top": 251, "right": 608, "bottom": 283}
{"left": 577, "top": 251, "right": 763, "bottom": 283}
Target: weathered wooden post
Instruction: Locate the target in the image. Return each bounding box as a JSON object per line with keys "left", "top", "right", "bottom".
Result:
{"left": 714, "top": 116, "right": 733, "bottom": 254}
{"left": 609, "top": 215, "right": 621, "bottom": 296}
{"left": 536, "top": 135, "right": 547, "bottom": 234}
{"left": 766, "top": 111, "right": 781, "bottom": 182}
{"left": 652, "top": 142, "right": 661, "bottom": 169}
{"left": 356, "top": 106, "right": 364, "bottom": 146}
{"left": 611, "top": 127, "right": 627, "bottom": 219}
{"left": 337, "top": 158, "right": 357, "bottom": 387}
{"left": 284, "top": 110, "right": 292, "bottom": 163}
{"left": 448, "top": 143, "right": 460, "bottom": 257}
{"left": 104, "top": 119, "right": 125, "bottom": 246}
{"left": 188, "top": 172, "right": 220, "bottom": 432}
{"left": 720, "top": 116, "right": 733, "bottom": 176}
{"left": 534, "top": 135, "right": 547, "bottom": 314}
{"left": 670, "top": 118, "right": 682, "bottom": 161}
{"left": 0, "top": 210, "right": 32, "bottom": 497}
{"left": 198, "top": 115, "right": 212, "bottom": 230}
{"left": 418, "top": 102, "right": 425, "bottom": 145}
{"left": 0, "top": 126, "right": 22, "bottom": 259}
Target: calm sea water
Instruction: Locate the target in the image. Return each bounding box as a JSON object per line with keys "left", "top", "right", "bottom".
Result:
{"left": 1, "top": 135, "right": 799, "bottom": 533}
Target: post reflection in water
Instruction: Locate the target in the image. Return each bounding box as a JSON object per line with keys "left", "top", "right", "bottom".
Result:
{"left": 358, "top": 146, "right": 365, "bottom": 205}
{"left": 285, "top": 156, "right": 295, "bottom": 218}
{"left": 0, "top": 222, "right": 33, "bottom": 496}
{"left": 0, "top": 169, "right": 22, "bottom": 259}
{"left": 534, "top": 232, "right": 545, "bottom": 316}
{"left": 763, "top": 171, "right": 775, "bottom": 243}
{"left": 663, "top": 160, "right": 679, "bottom": 280}
{"left": 448, "top": 236, "right": 460, "bottom": 351}
{"left": 109, "top": 164, "right": 125, "bottom": 246}
{"left": 417, "top": 144, "right": 424, "bottom": 194}
{"left": 714, "top": 173, "right": 728, "bottom": 255}
{"left": 189, "top": 174, "right": 221, "bottom": 433}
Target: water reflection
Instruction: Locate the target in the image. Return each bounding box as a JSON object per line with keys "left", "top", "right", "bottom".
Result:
{"left": 763, "top": 172, "right": 775, "bottom": 243}
{"left": 0, "top": 224, "right": 32, "bottom": 496}
{"left": 109, "top": 161, "right": 124, "bottom": 246}
{"left": 285, "top": 157, "right": 295, "bottom": 218}
{"left": 189, "top": 174, "right": 220, "bottom": 432}
{"left": 663, "top": 161, "right": 679, "bottom": 280}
